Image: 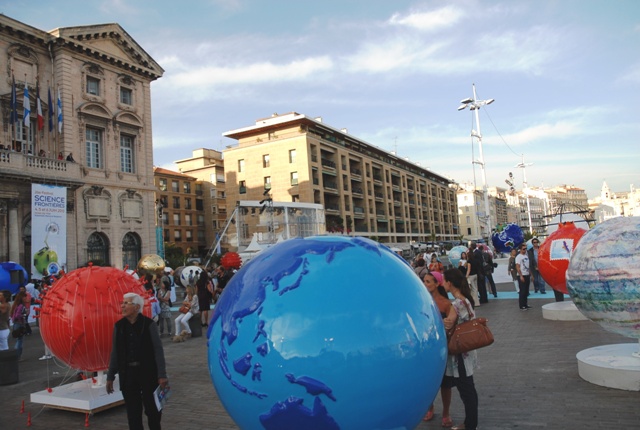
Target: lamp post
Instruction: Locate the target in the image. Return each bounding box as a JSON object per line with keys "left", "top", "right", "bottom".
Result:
{"left": 458, "top": 84, "right": 494, "bottom": 239}
{"left": 155, "top": 200, "right": 165, "bottom": 259}
{"left": 515, "top": 155, "right": 534, "bottom": 235}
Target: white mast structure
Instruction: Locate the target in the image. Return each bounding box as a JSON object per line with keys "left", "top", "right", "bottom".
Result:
{"left": 458, "top": 84, "right": 494, "bottom": 239}
{"left": 516, "top": 155, "right": 534, "bottom": 235}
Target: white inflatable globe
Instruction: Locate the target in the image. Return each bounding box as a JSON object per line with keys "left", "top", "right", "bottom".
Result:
{"left": 178, "top": 265, "right": 203, "bottom": 287}
{"left": 566, "top": 216, "right": 640, "bottom": 339}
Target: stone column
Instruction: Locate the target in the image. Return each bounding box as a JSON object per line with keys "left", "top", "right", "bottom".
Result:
{"left": 0, "top": 200, "right": 7, "bottom": 261}
{"left": 8, "top": 199, "right": 20, "bottom": 262}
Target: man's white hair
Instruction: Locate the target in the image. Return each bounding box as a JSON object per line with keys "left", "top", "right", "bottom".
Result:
{"left": 124, "top": 292, "right": 144, "bottom": 313}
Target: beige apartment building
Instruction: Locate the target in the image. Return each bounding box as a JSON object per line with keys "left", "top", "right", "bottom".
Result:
{"left": 173, "top": 148, "right": 227, "bottom": 252}
{"left": 223, "top": 112, "right": 459, "bottom": 244}
{"left": 0, "top": 15, "right": 163, "bottom": 273}
{"left": 154, "top": 167, "right": 207, "bottom": 258}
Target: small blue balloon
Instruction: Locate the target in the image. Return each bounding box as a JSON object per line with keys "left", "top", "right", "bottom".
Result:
{"left": 491, "top": 223, "right": 525, "bottom": 253}
{"left": 208, "top": 236, "right": 447, "bottom": 429}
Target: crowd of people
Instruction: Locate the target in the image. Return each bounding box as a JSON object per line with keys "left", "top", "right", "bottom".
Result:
{"left": 411, "top": 237, "right": 560, "bottom": 429}
{"left": 139, "top": 265, "right": 234, "bottom": 343}
{"left": 2, "top": 241, "right": 563, "bottom": 429}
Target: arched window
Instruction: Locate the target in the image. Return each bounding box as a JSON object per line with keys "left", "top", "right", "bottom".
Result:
{"left": 122, "top": 232, "right": 141, "bottom": 270}
{"left": 87, "top": 232, "right": 110, "bottom": 266}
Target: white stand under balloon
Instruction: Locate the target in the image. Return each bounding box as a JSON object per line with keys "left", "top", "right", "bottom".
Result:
{"left": 542, "top": 301, "right": 587, "bottom": 321}
{"left": 31, "top": 370, "right": 124, "bottom": 413}
{"left": 576, "top": 341, "right": 640, "bottom": 391}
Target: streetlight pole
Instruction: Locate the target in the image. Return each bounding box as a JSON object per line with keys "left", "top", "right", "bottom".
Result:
{"left": 515, "top": 155, "right": 534, "bottom": 235}
{"left": 155, "top": 200, "right": 165, "bottom": 259}
{"left": 458, "top": 84, "right": 494, "bottom": 240}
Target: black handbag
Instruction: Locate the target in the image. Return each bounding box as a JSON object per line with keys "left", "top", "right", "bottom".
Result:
{"left": 11, "top": 325, "right": 26, "bottom": 338}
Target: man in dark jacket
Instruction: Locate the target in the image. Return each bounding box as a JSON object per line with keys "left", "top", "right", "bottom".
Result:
{"left": 527, "top": 238, "right": 546, "bottom": 294}
{"left": 107, "top": 293, "right": 168, "bottom": 430}
{"left": 470, "top": 242, "right": 489, "bottom": 304}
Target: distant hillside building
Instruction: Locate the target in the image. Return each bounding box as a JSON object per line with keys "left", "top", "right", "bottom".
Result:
{"left": 0, "top": 15, "right": 163, "bottom": 273}
{"left": 222, "top": 112, "right": 459, "bottom": 244}
{"left": 546, "top": 185, "right": 589, "bottom": 214}
{"left": 590, "top": 181, "right": 640, "bottom": 222}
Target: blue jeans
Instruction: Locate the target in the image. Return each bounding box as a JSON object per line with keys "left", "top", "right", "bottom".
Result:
{"left": 532, "top": 271, "right": 546, "bottom": 293}
{"left": 13, "top": 323, "right": 25, "bottom": 358}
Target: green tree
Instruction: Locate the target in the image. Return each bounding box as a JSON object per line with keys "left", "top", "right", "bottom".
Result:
{"left": 164, "top": 243, "right": 185, "bottom": 269}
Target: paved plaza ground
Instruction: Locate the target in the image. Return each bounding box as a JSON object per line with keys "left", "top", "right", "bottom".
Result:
{"left": 1, "top": 267, "right": 639, "bottom": 429}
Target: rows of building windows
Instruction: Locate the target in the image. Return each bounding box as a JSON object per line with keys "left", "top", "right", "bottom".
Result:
{"left": 86, "top": 74, "right": 133, "bottom": 106}
{"left": 158, "top": 178, "right": 193, "bottom": 193}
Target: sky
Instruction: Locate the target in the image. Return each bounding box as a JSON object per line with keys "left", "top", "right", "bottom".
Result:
{"left": 4, "top": 0, "right": 640, "bottom": 200}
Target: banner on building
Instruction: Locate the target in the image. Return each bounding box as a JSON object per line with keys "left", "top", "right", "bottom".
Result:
{"left": 31, "top": 184, "right": 67, "bottom": 279}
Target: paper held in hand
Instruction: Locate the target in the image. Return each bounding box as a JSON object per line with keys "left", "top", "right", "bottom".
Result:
{"left": 154, "top": 385, "right": 171, "bottom": 411}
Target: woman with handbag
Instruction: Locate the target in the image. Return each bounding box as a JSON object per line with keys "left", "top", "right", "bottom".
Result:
{"left": 422, "top": 272, "right": 456, "bottom": 427}
{"left": 10, "top": 291, "right": 30, "bottom": 359}
{"left": 442, "top": 269, "right": 479, "bottom": 430}
{"left": 173, "top": 286, "right": 199, "bottom": 342}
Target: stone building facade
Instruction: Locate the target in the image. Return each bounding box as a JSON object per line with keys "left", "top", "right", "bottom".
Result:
{"left": 0, "top": 15, "right": 163, "bottom": 274}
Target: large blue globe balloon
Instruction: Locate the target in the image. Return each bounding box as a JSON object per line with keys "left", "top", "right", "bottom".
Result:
{"left": 208, "top": 236, "right": 447, "bottom": 429}
{"left": 491, "top": 223, "right": 525, "bottom": 253}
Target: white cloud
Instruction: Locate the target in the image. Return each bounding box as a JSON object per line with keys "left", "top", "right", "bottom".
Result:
{"left": 345, "top": 37, "right": 449, "bottom": 73}
{"left": 160, "top": 56, "right": 333, "bottom": 90}
{"left": 388, "top": 5, "right": 464, "bottom": 31}
{"left": 618, "top": 62, "right": 640, "bottom": 84}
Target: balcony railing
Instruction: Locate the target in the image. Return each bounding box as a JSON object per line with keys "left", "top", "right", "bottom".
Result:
{"left": 1, "top": 151, "right": 82, "bottom": 182}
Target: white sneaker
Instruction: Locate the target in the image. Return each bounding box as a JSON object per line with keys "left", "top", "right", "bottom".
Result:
{"left": 39, "top": 354, "right": 52, "bottom": 360}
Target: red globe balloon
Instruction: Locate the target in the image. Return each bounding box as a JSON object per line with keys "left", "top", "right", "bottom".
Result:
{"left": 221, "top": 252, "right": 242, "bottom": 270}
{"left": 39, "top": 265, "right": 151, "bottom": 372}
{"left": 538, "top": 221, "right": 587, "bottom": 294}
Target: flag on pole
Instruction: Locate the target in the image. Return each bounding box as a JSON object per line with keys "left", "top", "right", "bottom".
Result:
{"left": 10, "top": 75, "right": 17, "bottom": 125}
{"left": 23, "top": 80, "right": 30, "bottom": 127}
{"left": 47, "top": 87, "right": 54, "bottom": 132}
{"left": 36, "top": 82, "right": 44, "bottom": 130}
{"left": 57, "top": 87, "right": 63, "bottom": 133}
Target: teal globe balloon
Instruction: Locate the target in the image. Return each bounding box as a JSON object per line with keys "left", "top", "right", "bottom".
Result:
{"left": 208, "top": 236, "right": 447, "bottom": 429}
{"left": 448, "top": 245, "right": 469, "bottom": 268}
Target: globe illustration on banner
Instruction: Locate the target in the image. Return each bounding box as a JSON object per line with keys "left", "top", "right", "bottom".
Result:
{"left": 39, "top": 266, "right": 151, "bottom": 371}
{"left": 207, "top": 236, "right": 447, "bottom": 430}
{"left": 491, "top": 223, "right": 525, "bottom": 254}
{"left": 447, "top": 245, "right": 469, "bottom": 268}
{"left": 566, "top": 216, "right": 640, "bottom": 339}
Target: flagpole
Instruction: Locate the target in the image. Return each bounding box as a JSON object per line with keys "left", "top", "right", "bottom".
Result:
{"left": 10, "top": 71, "right": 16, "bottom": 151}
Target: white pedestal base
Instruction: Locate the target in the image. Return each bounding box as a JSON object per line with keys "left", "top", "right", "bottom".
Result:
{"left": 576, "top": 344, "right": 640, "bottom": 391}
{"left": 31, "top": 374, "right": 124, "bottom": 413}
{"left": 542, "top": 301, "right": 587, "bottom": 321}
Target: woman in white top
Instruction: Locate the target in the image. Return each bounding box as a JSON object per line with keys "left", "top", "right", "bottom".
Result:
{"left": 174, "top": 286, "right": 199, "bottom": 340}
{"left": 442, "top": 268, "right": 479, "bottom": 430}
